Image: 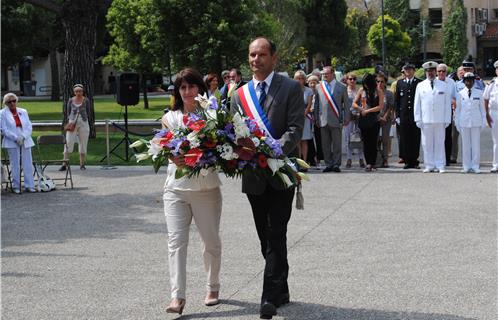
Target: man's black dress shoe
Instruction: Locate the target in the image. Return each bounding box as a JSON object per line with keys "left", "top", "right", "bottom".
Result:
{"left": 450, "top": 159, "right": 457, "bottom": 164}
{"left": 275, "top": 293, "right": 290, "bottom": 307}
{"left": 331, "top": 166, "right": 341, "bottom": 172}
{"left": 322, "top": 166, "right": 333, "bottom": 173}
{"left": 260, "top": 301, "right": 277, "bottom": 319}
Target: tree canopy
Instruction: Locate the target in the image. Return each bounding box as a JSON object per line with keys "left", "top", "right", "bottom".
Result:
{"left": 443, "top": 0, "right": 467, "bottom": 69}
{"left": 368, "top": 14, "right": 411, "bottom": 71}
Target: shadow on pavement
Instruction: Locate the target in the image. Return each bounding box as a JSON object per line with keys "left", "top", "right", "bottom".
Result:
{"left": 180, "top": 299, "right": 476, "bottom": 320}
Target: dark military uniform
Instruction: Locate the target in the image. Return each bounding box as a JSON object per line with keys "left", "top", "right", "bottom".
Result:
{"left": 395, "top": 77, "right": 422, "bottom": 168}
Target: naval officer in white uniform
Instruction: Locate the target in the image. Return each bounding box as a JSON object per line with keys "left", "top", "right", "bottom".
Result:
{"left": 414, "top": 61, "right": 452, "bottom": 173}
{"left": 455, "top": 73, "right": 487, "bottom": 173}
{"left": 483, "top": 60, "right": 498, "bottom": 173}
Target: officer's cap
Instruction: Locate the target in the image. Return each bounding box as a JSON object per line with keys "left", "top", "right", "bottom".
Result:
{"left": 462, "top": 60, "right": 475, "bottom": 69}
{"left": 463, "top": 72, "right": 475, "bottom": 80}
{"left": 402, "top": 62, "right": 415, "bottom": 70}
{"left": 422, "top": 61, "right": 438, "bottom": 70}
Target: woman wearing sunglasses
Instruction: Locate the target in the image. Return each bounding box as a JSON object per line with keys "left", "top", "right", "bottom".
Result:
{"left": 1, "top": 93, "right": 36, "bottom": 193}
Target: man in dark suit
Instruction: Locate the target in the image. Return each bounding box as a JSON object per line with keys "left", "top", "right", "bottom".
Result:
{"left": 395, "top": 63, "right": 422, "bottom": 169}
{"left": 231, "top": 37, "right": 303, "bottom": 319}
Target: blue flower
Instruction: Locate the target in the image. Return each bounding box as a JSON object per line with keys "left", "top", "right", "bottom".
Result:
{"left": 154, "top": 128, "right": 169, "bottom": 138}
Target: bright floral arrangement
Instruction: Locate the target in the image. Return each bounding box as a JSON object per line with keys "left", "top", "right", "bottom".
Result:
{"left": 131, "top": 94, "right": 309, "bottom": 187}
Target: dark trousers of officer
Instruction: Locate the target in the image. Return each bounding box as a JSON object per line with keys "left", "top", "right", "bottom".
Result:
{"left": 399, "top": 121, "right": 421, "bottom": 167}
{"left": 444, "top": 122, "right": 453, "bottom": 165}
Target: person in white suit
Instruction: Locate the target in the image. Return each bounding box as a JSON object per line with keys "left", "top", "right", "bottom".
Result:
{"left": 0, "top": 93, "right": 36, "bottom": 193}
{"left": 414, "top": 61, "right": 452, "bottom": 173}
{"left": 483, "top": 60, "right": 498, "bottom": 173}
{"left": 455, "top": 73, "right": 487, "bottom": 173}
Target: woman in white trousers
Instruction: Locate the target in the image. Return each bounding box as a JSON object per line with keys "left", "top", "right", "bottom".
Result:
{"left": 162, "top": 68, "right": 222, "bottom": 315}
{"left": 484, "top": 62, "right": 498, "bottom": 172}
{"left": 455, "top": 73, "right": 487, "bottom": 173}
{"left": 0, "top": 93, "right": 36, "bottom": 193}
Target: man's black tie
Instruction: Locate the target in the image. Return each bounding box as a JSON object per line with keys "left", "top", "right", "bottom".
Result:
{"left": 258, "top": 81, "right": 267, "bottom": 106}
{"left": 430, "top": 80, "right": 434, "bottom": 89}
{"left": 468, "top": 88, "right": 471, "bottom": 98}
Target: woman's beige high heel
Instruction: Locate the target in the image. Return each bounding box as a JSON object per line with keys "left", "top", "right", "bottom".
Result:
{"left": 166, "top": 298, "right": 186, "bottom": 315}
{"left": 204, "top": 291, "right": 219, "bottom": 306}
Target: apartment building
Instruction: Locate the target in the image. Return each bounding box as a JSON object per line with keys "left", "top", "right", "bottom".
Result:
{"left": 410, "top": 0, "right": 498, "bottom": 75}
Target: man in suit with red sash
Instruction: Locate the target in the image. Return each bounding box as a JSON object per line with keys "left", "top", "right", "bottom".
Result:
{"left": 231, "top": 37, "right": 303, "bottom": 319}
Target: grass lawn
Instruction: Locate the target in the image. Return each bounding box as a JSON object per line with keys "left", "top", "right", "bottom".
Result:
{"left": 15, "top": 97, "right": 171, "bottom": 166}
{"left": 21, "top": 96, "right": 171, "bottom": 121}
{"left": 32, "top": 131, "right": 154, "bottom": 167}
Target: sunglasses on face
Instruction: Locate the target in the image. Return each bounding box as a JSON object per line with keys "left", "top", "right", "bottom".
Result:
{"left": 6, "top": 100, "right": 16, "bottom": 104}
{"left": 437, "top": 70, "right": 446, "bottom": 73}
{"left": 348, "top": 78, "right": 356, "bottom": 81}
{"left": 376, "top": 80, "right": 385, "bottom": 83}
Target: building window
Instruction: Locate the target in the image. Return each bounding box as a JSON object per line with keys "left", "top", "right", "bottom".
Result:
{"left": 494, "top": 9, "right": 498, "bottom": 20}
{"left": 429, "top": 8, "right": 443, "bottom": 28}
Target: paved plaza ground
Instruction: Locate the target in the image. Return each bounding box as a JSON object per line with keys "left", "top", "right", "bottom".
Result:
{"left": 1, "top": 129, "right": 497, "bottom": 320}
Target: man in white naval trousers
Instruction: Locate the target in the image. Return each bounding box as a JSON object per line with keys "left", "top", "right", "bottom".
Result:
{"left": 414, "top": 61, "right": 452, "bottom": 173}
{"left": 483, "top": 60, "right": 498, "bottom": 173}
{"left": 455, "top": 73, "right": 487, "bottom": 173}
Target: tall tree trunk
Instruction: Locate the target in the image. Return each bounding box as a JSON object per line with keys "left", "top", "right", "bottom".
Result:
{"left": 141, "top": 73, "right": 149, "bottom": 109}
{"left": 49, "top": 35, "right": 60, "bottom": 101}
{"left": 61, "top": 1, "right": 99, "bottom": 138}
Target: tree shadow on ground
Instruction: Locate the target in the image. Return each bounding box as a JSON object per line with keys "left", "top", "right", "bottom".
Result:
{"left": 1, "top": 170, "right": 166, "bottom": 249}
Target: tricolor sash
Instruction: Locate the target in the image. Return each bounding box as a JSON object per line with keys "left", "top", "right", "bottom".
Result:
{"left": 320, "top": 81, "right": 340, "bottom": 118}
{"left": 236, "top": 81, "right": 276, "bottom": 138}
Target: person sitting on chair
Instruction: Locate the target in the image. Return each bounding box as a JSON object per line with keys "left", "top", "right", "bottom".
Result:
{"left": 0, "top": 93, "right": 36, "bottom": 193}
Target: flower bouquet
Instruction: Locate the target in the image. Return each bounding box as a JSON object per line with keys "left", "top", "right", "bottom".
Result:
{"left": 131, "top": 94, "right": 309, "bottom": 188}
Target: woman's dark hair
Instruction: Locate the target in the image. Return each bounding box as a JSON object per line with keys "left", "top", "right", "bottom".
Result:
{"left": 362, "top": 73, "right": 377, "bottom": 107}
{"left": 205, "top": 73, "right": 219, "bottom": 90}
{"left": 173, "top": 68, "right": 207, "bottom": 111}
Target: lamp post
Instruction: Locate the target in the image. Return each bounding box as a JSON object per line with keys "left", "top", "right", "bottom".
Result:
{"left": 381, "top": 0, "right": 386, "bottom": 69}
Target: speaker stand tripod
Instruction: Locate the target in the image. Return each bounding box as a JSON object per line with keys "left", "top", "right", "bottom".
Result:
{"left": 100, "top": 105, "right": 134, "bottom": 162}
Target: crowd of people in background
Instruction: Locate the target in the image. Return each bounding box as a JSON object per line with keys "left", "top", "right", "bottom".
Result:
{"left": 210, "top": 58, "right": 498, "bottom": 174}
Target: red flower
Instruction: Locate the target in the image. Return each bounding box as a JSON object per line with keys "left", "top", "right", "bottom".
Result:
{"left": 258, "top": 154, "right": 268, "bottom": 168}
{"left": 226, "top": 160, "right": 237, "bottom": 169}
{"left": 203, "top": 140, "right": 216, "bottom": 148}
{"left": 234, "top": 137, "right": 256, "bottom": 161}
{"left": 188, "top": 120, "right": 206, "bottom": 131}
{"left": 254, "top": 129, "right": 265, "bottom": 138}
{"left": 159, "top": 131, "right": 174, "bottom": 146}
{"left": 184, "top": 148, "right": 203, "bottom": 167}
{"left": 183, "top": 114, "right": 189, "bottom": 125}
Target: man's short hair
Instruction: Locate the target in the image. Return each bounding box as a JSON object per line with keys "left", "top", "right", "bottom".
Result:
{"left": 437, "top": 63, "right": 448, "bottom": 71}
{"left": 251, "top": 37, "right": 277, "bottom": 55}
{"left": 230, "top": 68, "right": 242, "bottom": 77}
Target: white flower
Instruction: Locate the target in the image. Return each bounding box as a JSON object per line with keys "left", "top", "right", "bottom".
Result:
{"left": 278, "top": 172, "right": 293, "bottom": 188}
{"left": 129, "top": 140, "right": 144, "bottom": 148}
{"left": 235, "top": 125, "right": 250, "bottom": 138}
{"left": 297, "top": 172, "right": 310, "bottom": 181}
{"left": 206, "top": 108, "right": 217, "bottom": 119}
{"left": 200, "top": 168, "right": 209, "bottom": 176}
{"left": 267, "top": 158, "right": 285, "bottom": 175}
{"left": 148, "top": 141, "right": 163, "bottom": 160}
{"left": 295, "top": 158, "right": 311, "bottom": 170}
{"left": 195, "top": 93, "right": 211, "bottom": 109}
{"left": 135, "top": 152, "right": 150, "bottom": 162}
{"left": 251, "top": 137, "right": 260, "bottom": 147}
{"left": 187, "top": 131, "right": 200, "bottom": 148}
